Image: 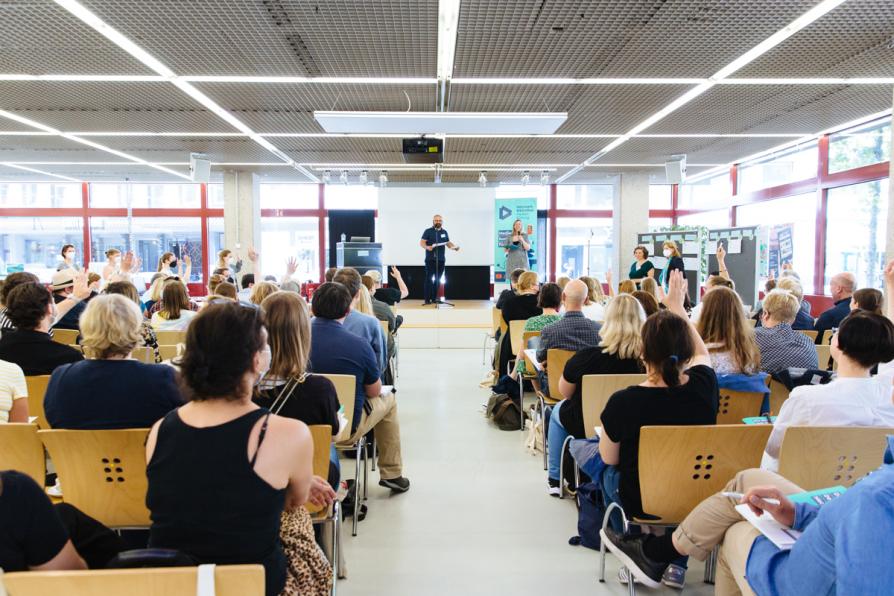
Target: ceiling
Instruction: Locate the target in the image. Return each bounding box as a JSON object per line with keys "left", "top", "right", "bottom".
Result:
{"left": 0, "top": 0, "right": 892, "bottom": 185}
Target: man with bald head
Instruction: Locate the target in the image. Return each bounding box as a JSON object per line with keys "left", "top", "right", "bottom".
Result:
{"left": 535, "top": 279, "right": 602, "bottom": 394}
{"left": 814, "top": 272, "right": 856, "bottom": 343}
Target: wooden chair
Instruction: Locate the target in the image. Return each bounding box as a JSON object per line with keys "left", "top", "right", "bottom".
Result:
{"left": 746, "top": 318, "right": 757, "bottom": 328}
{"left": 320, "top": 373, "right": 367, "bottom": 537}
{"left": 51, "top": 328, "right": 79, "bottom": 345}
{"left": 581, "top": 374, "right": 648, "bottom": 439}
{"left": 515, "top": 329, "right": 542, "bottom": 445}
{"left": 154, "top": 330, "right": 186, "bottom": 345}
{"left": 1, "top": 564, "right": 265, "bottom": 596}
{"left": 715, "top": 388, "right": 767, "bottom": 424}
{"left": 534, "top": 348, "right": 575, "bottom": 471}
{"left": 38, "top": 429, "right": 151, "bottom": 528}
{"left": 506, "top": 319, "right": 527, "bottom": 375}
{"left": 768, "top": 379, "right": 790, "bottom": 416}
{"left": 307, "top": 425, "right": 340, "bottom": 591}
{"left": 797, "top": 329, "right": 819, "bottom": 341}
{"left": 815, "top": 344, "right": 832, "bottom": 371}
{"left": 25, "top": 375, "right": 51, "bottom": 429}
{"left": 0, "top": 423, "right": 45, "bottom": 485}
{"left": 778, "top": 426, "right": 894, "bottom": 490}
{"left": 482, "top": 307, "right": 502, "bottom": 365}
{"left": 599, "top": 424, "right": 773, "bottom": 589}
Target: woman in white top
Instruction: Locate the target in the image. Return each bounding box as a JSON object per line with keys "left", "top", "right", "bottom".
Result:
{"left": 0, "top": 359, "right": 28, "bottom": 423}
{"left": 578, "top": 275, "right": 606, "bottom": 321}
{"left": 696, "top": 286, "right": 761, "bottom": 374}
{"left": 151, "top": 281, "right": 197, "bottom": 331}
{"left": 101, "top": 248, "right": 122, "bottom": 283}
{"left": 762, "top": 310, "right": 894, "bottom": 471}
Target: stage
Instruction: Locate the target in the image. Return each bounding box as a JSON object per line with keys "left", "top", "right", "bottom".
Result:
{"left": 394, "top": 300, "right": 494, "bottom": 349}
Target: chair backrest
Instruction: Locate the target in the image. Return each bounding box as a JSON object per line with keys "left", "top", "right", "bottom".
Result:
{"left": 715, "top": 389, "right": 767, "bottom": 424}
{"left": 581, "top": 374, "right": 648, "bottom": 439}
{"left": 546, "top": 348, "right": 576, "bottom": 399}
{"left": 154, "top": 330, "right": 186, "bottom": 345}
{"left": 24, "top": 375, "right": 51, "bottom": 429}
{"left": 306, "top": 425, "right": 332, "bottom": 514}
{"left": 491, "top": 307, "right": 502, "bottom": 334}
{"left": 814, "top": 344, "right": 832, "bottom": 371}
{"left": 797, "top": 329, "right": 819, "bottom": 341}
{"left": 0, "top": 423, "right": 45, "bottom": 485}
{"left": 379, "top": 319, "right": 390, "bottom": 338}
{"left": 638, "top": 424, "right": 772, "bottom": 523}
{"left": 778, "top": 426, "right": 894, "bottom": 490}
{"left": 38, "top": 429, "right": 151, "bottom": 528}
{"left": 746, "top": 318, "right": 757, "bottom": 328}
{"left": 520, "top": 330, "right": 541, "bottom": 372}
{"left": 0, "top": 564, "right": 265, "bottom": 596}
{"left": 132, "top": 346, "right": 155, "bottom": 364}
{"left": 508, "top": 319, "right": 527, "bottom": 355}
{"left": 51, "top": 328, "right": 79, "bottom": 345}
{"left": 158, "top": 344, "right": 181, "bottom": 362}
{"left": 319, "top": 373, "right": 357, "bottom": 440}
{"left": 768, "top": 379, "right": 790, "bottom": 416}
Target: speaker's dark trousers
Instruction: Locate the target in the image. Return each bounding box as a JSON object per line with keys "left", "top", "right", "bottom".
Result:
{"left": 424, "top": 259, "right": 444, "bottom": 303}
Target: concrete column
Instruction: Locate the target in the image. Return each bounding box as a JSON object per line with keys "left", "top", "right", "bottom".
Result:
{"left": 612, "top": 171, "right": 651, "bottom": 280}
{"left": 222, "top": 170, "right": 260, "bottom": 260}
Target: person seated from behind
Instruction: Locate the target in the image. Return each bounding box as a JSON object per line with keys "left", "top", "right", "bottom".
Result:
{"left": 151, "top": 280, "right": 198, "bottom": 331}
{"left": 760, "top": 310, "right": 894, "bottom": 471}
{"left": 850, "top": 287, "right": 883, "bottom": 315}
{"left": 0, "top": 358, "right": 28, "bottom": 423}
{"left": 771, "top": 277, "right": 814, "bottom": 330}
{"left": 631, "top": 290, "right": 659, "bottom": 317}
{"left": 49, "top": 269, "right": 87, "bottom": 330}
{"left": 497, "top": 271, "right": 543, "bottom": 375}
{"left": 366, "top": 266, "right": 409, "bottom": 306}
{"left": 0, "top": 272, "right": 45, "bottom": 336}
{"left": 324, "top": 267, "right": 337, "bottom": 283}
{"left": 0, "top": 282, "right": 83, "bottom": 376}
{"left": 697, "top": 286, "right": 761, "bottom": 374}
{"left": 333, "top": 268, "right": 387, "bottom": 376}
{"left": 814, "top": 271, "right": 855, "bottom": 342}
{"left": 547, "top": 294, "right": 645, "bottom": 495}
{"left": 535, "top": 279, "right": 601, "bottom": 394}
{"left": 556, "top": 276, "right": 571, "bottom": 291}
{"left": 598, "top": 271, "right": 718, "bottom": 589}
{"left": 511, "top": 282, "right": 562, "bottom": 384}
{"left": 214, "top": 281, "right": 238, "bottom": 301}
{"left": 255, "top": 291, "right": 343, "bottom": 488}
{"left": 617, "top": 280, "right": 636, "bottom": 295}
{"left": 751, "top": 276, "right": 777, "bottom": 320}
{"left": 688, "top": 275, "right": 734, "bottom": 324}
{"left": 44, "top": 295, "right": 182, "bottom": 429}
{"left": 579, "top": 276, "right": 607, "bottom": 320}
{"left": 104, "top": 281, "right": 161, "bottom": 363}
{"left": 249, "top": 281, "right": 279, "bottom": 306}
{"left": 146, "top": 302, "right": 329, "bottom": 596}
{"left": 754, "top": 289, "right": 818, "bottom": 375}
{"left": 238, "top": 272, "right": 255, "bottom": 302}
{"left": 496, "top": 268, "right": 526, "bottom": 309}
{"left": 143, "top": 274, "right": 167, "bottom": 314}
{"left": 639, "top": 276, "right": 660, "bottom": 301}
{"left": 362, "top": 275, "right": 399, "bottom": 368}
{"left": 308, "top": 282, "right": 409, "bottom": 494}
{"left": 81, "top": 272, "right": 102, "bottom": 303}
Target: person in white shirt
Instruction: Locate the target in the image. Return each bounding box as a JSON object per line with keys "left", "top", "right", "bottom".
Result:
{"left": 761, "top": 310, "right": 894, "bottom": 471}
{"left": 0, "top": 359, "right": 28, "bottom": 423}
{"left": 150, "top": 280, "right": 197, "bottom": 331}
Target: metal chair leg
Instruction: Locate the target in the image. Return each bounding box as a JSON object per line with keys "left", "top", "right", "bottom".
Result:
{"left": 370, "top": 437, "right": 377, "bottom": 472}
{"left": 704, "top": 545, "right": 718, "bottom": 584}
{"left": 600, "top": 502, "right": 629, "bottom": 582}
{"left": 518, "top": 374, "right": 526, "bottom": 431}
{"left": 541, "top": 402, "right": 548, "bottom": 470}
{"left": 558, "top": 434, "right": 573, "bottom": 499}
{"left": 352, "top": 438, "right": 364, "bottom": 536}
{"left": 331, "top": 501, "right": 340, "bottom": 596}
{"left": 362, "top": 440, "right": 369, "bottom": 501}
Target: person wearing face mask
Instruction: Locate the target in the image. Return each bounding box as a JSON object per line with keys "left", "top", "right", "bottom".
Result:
{"left": 157, "top": 251, "right": 192, "bottom": 282}
{"left": 101, "top": 248, "right": 122, "bottom": 283}
{"left": 419, "top": 214, "right": 460, "bottom": 305}
{"left": 56, "top": 244, "right": 82, "bottom": 273}
{"left": 660, "top": 240, "right": 685, "bottom": 292}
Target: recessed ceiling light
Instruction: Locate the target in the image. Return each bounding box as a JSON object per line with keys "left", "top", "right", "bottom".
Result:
{"left": 314, "top": 111, "right": 567, "bottom": 135}
{"left": 437, "top": 0, "right": 461, "bottom": 80}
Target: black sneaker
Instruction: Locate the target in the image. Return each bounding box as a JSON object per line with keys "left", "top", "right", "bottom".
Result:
{"left": 379, "top": 476, "right": 410, "bottom": 493}
{"left": 599, "top": 528, "right": 668, "bottom": 589}
{"left": 547, "top": 477, "right": 561, "bottom": 497}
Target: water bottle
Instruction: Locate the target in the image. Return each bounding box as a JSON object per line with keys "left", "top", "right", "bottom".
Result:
{"left": 340, "top": 233, "right": 346, "bottom": 243}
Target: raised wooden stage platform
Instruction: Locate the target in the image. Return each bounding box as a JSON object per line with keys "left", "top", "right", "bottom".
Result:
{"left": 395, "top": 300, "right": 494, "bottom": 349}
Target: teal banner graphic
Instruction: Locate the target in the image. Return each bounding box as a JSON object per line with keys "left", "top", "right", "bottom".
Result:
{"left": 494, "top": 198, "right": 538, "bottom": 281}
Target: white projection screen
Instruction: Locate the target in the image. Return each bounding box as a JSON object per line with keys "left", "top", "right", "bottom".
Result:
{"left": 378, "top": 187, "right": 495, "bottom": 266}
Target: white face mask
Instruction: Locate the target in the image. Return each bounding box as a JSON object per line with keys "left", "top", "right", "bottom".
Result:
{"left": 663, "top": 249, "right": 672, "bottom": 258}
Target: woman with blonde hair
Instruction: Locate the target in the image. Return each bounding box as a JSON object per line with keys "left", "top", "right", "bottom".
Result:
{"left": 101, "top": 248, "right": 122, "bottom": 282}
{"left": 618, "top": 280, "right": 636, "bottom": 295}
{"left": 579, "top": 275, "right": 606, "bottom": 321}
{"left": 497, "top": 270, "right": 542, "bottom": 375}
{"left": 639, "top": 276, "right": 659, "bottom": 300}
{"left": 697, "top": 286, "right": 761, "bottom": 374}
{"left": 357, "top": 284, "right": 375, "bottom": 316}
{"left": 249, "top": 281, "right": 280, "bottom": 306}
{"left": 545, "top": 294, "right": 646, "bottom": 494}
{"left": 660, "top": 240, "right": 685, "bottom": 292}
{"left": 151, "top": 281, "right": 197, "bottom": 331}
{"left": 43, "top": 294, "right": 182, "bottom": 429}
{"left": 503, "top": 219, "right": 531, "bottom": 272}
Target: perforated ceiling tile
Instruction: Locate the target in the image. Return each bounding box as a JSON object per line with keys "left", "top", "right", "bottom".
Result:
{"left": 607, "top": 136, "right": 797, "bottom": 166}
{"left": 446, "top": 137, "right": 601, "bottom": 165}
{"left": 453, "top": 0, "right": 818, "bottom": 78}
{"left": 0, "top": 81, "right": 237, "bottom": 133}
{"left": 28, "top": 163, "right": 192, "bottom": 181}
{"left": 274, "top": 136, "right": 404, "bottom": 165}
{"left": 736, "top": 0, "right": 894, "bottom": 77}
{"left": 0, "top": 134, "right": 110, "bottom": 162}
{"left": 0, "top": 164, "right": 62, "bottom": 182}
{"left": 78, "top": 0, "right": 438, "bottom": 77}
{"left": 88, "top": 136, "right": 273, "bottom": 164}
{"left": 195, "top": 82, "right": 439, "bottom": 133}
{"left": 647, "top": 84, "right": 893, "bottom": 135}
{"left": 0, "top": 0, "right": 155, "bottom": 75}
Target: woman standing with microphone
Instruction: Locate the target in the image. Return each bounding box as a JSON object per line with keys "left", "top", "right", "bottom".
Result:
{"left": 660, "top": 240, "right": 685, "bottom": 292}
{"left": 503, "top": 219, "right": 531, "bottom": 273}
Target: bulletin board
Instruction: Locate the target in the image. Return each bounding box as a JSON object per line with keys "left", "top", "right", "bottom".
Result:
{"left": 707, "top": 226, "right": 761, "bottom": 309}
{"left": 636, "top": 230, "right": 702, "bottom": 303}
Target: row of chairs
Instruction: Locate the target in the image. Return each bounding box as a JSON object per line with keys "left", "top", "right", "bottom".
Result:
{"left": 51, "top": 329, "right": 187, "bottom": 346}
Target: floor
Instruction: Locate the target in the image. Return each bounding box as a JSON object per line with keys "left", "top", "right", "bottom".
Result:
{"left": 339, "top": 349, "right": 713, "bottom": 596}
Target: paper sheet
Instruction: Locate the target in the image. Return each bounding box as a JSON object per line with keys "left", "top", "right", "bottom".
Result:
{"left": 682, "top": 241, "right": 699, "bottom": 254}
{"left": 524, "top": 349, "right": 543, "bottom": 371}
{"left": 683, "top": 257, "right": 700, "bottom": 270}
{"left": 728, "top": 238, "right": 742, "bottom": 254}
{"left": 735, "top": 504, "right": 801, "bottom": 550}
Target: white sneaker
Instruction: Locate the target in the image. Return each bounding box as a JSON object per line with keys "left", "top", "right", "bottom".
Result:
{"left": 547, "top": 479, "right": 561, "bottom": 497}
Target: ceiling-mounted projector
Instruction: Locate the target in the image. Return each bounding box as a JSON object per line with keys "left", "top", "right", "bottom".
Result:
{"left": 402, "top": 137, "right": 443, "bottom": 163}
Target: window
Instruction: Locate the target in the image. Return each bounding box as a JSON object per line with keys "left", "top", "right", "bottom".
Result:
{"left": 0, "top": 183, "right": 82, "bottom": 208}
{"left": 738, "top": 142, "right": 818, "bottom": 193}
{"left": 737, "top": 193, "right": 817, "bottom": 292}
{"left": 825, "top": 179, "right": 889, "bottom": 292}
{"left": 0, "top": 217, "right": 83, "bottom": 282}
{"left": 260, "top": 184, "right": 318, "bottom": 209}
{"left": 555, "top": 218, "right": 612, "bottom": 281}
{"left": 90, "top": 183, "right": 201, "bottom": 208}
{"left": 89, "top": 216, "right": 203, "bottom": 286}
{"left": 497, "top": 185, "right": 550, "bottom": 210}
{"left": 649, "top": 217, "right": 673, "bottom": 231}
{"left": 207, "top": 183, "right": 225, "bottom": 208}
{"left": 260, "top": 217, "right": 320, "bottom": 282}
{"left": 208, "top": 218, "right": 226, "bottom": 278}
{"left": 325, "top": 185, "right": 377, "bottom": 210}
{"left": 556, "top": 185, "right": 614, "bottom": 210}
{"left": 829, "top": 117, "right": 891, "bottom": 174}
{"left": 676, "top": 209, "right": 730, "bottom": 228}
{"left": 678, "top": 173, "right": 731, "bottom": 209}
{"left": 649, "top": 185, "right": 673, "bottom": 210}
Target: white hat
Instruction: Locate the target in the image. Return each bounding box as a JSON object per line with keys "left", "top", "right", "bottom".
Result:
{"left": 51, "top": 269, "right": 75, "bottom": 290}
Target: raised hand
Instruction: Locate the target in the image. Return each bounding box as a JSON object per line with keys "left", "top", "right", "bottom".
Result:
{"left": 285, "top": 256, "right": 298, "bottom": 276}
{"left": 390, "top": 265, "right": 402, "bottom": 279}
{"left": 716, "top": 242, "right": 726, "bottom": 262}
{"left": 884, "top": 259, "right": 894, "bottom": 289}
{"left": 605, "top": 269, "right": 613, "bottom": 284}
{"left": 248, "top": 247, "right": 259, "bottom": 262}
{"left": 72, "top": 272, "right": 91, "bottom": 300}
{"left": 120, "top": 251, "right": 136, "bottom": 273}
{"left": 184, "top": 254, "right": 192, "bottom": 266}
{"left": 662, "top": 269, "right": 687, "bottom": 314}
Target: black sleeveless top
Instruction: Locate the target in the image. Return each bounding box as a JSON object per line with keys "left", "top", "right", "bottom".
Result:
{"left": 146, "top": 408, "right": 286, "bottom": 596}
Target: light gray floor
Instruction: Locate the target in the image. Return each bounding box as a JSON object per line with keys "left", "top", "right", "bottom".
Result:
{"left": 339, "top": 349, "right": 713, "bottom": 596}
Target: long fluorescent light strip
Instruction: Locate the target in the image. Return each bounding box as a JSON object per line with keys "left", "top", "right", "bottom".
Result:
{"left": 557, "top": 0, "right": 849, "bottom": 183}
{"left": 52, "top": 0, "right": 318, "bottom": 183}
{"left": 0, "top": 162, "right": 81, "bottom": 181}
{"left": 437, "top": 0, "right": 461, "bottom": 80}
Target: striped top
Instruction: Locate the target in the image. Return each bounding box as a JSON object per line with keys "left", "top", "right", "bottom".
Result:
{"left": 0, "top": 359, "right": 27, "bottom": 423}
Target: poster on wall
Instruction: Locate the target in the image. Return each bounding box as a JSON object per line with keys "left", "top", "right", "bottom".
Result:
{"left": 494, "top": 198, "right": 538, "bottom": 281}
{"left": 767, "top": 223, "right": 795, "bottom": 276}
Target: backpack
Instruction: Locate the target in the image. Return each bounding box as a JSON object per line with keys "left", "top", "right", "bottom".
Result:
{"left": 486, "top": 393, "right": 523, "bottom": 431}
{"left": 569, "top": 482, "right": 606, "bottom": 550}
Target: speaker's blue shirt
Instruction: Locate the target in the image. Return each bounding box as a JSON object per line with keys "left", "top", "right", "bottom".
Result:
{"left": 421, "top": 227, "right": 449, "bottom": 262}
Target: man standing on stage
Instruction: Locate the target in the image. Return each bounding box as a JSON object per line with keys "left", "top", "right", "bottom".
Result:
{"left": 419, "top": 214, "right": 459, "bottom": 305}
